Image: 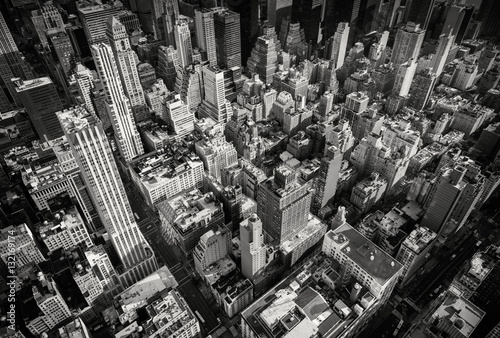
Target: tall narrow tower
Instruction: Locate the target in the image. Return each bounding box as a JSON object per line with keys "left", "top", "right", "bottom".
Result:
{"left": 91, "top": 43, "right": 144, "bottom": 162}
{"left": 330, "top": 22, "right": 350, "bottom": 70}
{"left": 174, "top": 18, "right": 193, "bottom": 67}
{"left": 106, "top": 16, "right": 145, "bottom": 108}
{"left": 0, "top": 11, "right": 34, "bottom": 111}
{"left": 213, "top": 8, "right": 241, "bottom": 69}
{"left": 163, "top": 0, "right": 180, "bottom": 47}
{"left": 195, "top": 8, "right": 217, "bottom": 67}
{"left": 391, "top": 22, "right": 425, "bottom": 67}
{"left": 58, "top": 107, "right": 157, "bottom": 288}
{"left": 312, "top": 145, "right": 343, "bottom": 214}
{"left": 240, "top": 214, "right": 267, "bottom": 282}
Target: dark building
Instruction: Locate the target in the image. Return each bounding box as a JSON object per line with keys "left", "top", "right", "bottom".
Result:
{"left": 404, "top": 0, "right": 436, "bottom": 30}
{"left": 292, "top": 0, "right": 323, "bottom": 45}
{"left": 477, "top": 0, "right": 500, "bottom": 37}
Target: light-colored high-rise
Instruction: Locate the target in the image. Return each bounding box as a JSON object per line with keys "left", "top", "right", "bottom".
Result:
{"left": 393, "top": 58, "right": 418, "bottom": 97}
{"left": 312, "top": 145, "right": 343, "bottom": 214}
{"left": 431, "top": 33, "right": 454, "bottom": 77}
{"left": 91, "top": 43, "right": 144, "bottom": 162}
{"left": 391, "top": 22, "right": 425, "bottom": 67}
{"left": 240, "top": 214, "right": 267, "bottom": 282}
{"left": 193, "top": 226, "right": 232, "bottom": 278}
{"left": 163, "top": 93, "right": 195, "bottom": 137}
{"left": 195, "top": 8, "right": 217, "bottom": 66}
{"left": 57, "top": 106, "right": 157, "bottom": 288}
{"left": 106, "top": 17, "right": 145, "bottom": 108}
{"left": 174, "top": 18, "right": 193, "bottom": 68}
{"left": 198, "top": 66, "right": 230, "bottom": 122}
{"left": 0, "top": 224, "right": 45, "bottom": 268}
{"left": 330, "top": 22, "right": 350, "bottom": 70}
{"left": 73, "top": 63, "right": 96, "bottom": 115}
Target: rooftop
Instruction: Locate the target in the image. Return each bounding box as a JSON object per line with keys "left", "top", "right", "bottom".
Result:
{"left": 280, "top": 214, "right": 327, "bottom": 254}
{"left": 22, "top": 162, "right": 66, "bottom": 193}
{"left": 14, "top": 77, "right": 53, "bottom": 92}
{"left": 326, "top": 223, "right": 403, "bottom": 286}
{"left": 38, "top": 206, "right": 85, "bottom": 239}
{"left": 130, "top": 150, "right": 202, "bottom": 189}
{"left": 430, "top": 291, "right": 485, "bottom": 338}
{"left": 116, "top": 266, "right": 178, "bottom": 323}
{"left": 403, "top": 227, "right": 437, "bottom": 254}
{"left": 202, "top": 256, "right": 236, "bottom": 285}
{"left": 157, "top": 189, "right": 221, "bottom": 233}
{"left": 57, "top": 105, "right": 97, "bottom": 134}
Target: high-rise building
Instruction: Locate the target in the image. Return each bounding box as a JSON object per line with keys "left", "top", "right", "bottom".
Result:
{"left": 174, "top": 17, "right": 193, "bottom": 67}
{"left": 106, "top": 17, "right": 145, "bottom": 108}
{"left": 198, "top": 66, "right": 230, "bottom": 123}
{"left": 162, "top": 0, "right": 180, "bottom": 48}
{"left": 31, "top": 1, "right": 65, "bottom": 47}
{"left": 350, "top": 172, "right": 388, "bottom": 213}
{"left": 163, "top": 92, "right": 196, "bottom": 137}
{"left": 0, "top": 11, "right": 34, "bottom": 112}
{"left": 396, "top": 226, "right": 436, "bottom": 285}
{"left": 391, "top": 22, "right": 425, "bottom": 67}
{"left": 392, "top": 59, "right": 417, "bottom": 97}
{"left": 407, "top": 69, "right": 437, "bottom": 111}
{"left": 421, "top": 164, "right": 484, "bottom": 236}
{"left": 0, "top": 224, "right": 45, "bottom": 268}
{"left": 48, "top": 29, "right": 75, "bottom": 79}
{"left": 257, "top": 164, "right": 312, "bottom": 243}
{"left": 291, "top": 0, "right": 323, "bottom": 44}
{"left": 195, "top": 8, "right": 217, "bottom": 67}
{"left": 77, "top": 0, "right": 123, "bottom": 45}
{"left": 157, "top": 45, "right": 179, "bottom": 91}
{"left": 477, "top": 0, "right": 500, "bottom": 37}
{"left": 26, "top": 272, "right": 72, "bottom": 335}
{"left": 57, "top": 106, "right": 157, "bottom": 288}
{"left": 91, "top": 43, "right": 144, "bottom": 162}
{"left": 175, "top": 64, "right": 203, "bottom": 111}
{"left": 240, "top": 214, "right": 267, "bottom": 283}
{"left": 404, "top": 0, "right": 435, "bottom": 30}
{"left": 431, "top": 33, "right": 454, "bottom": 77}
{"left": 193, "top": 226, "right": 232, "bottom": 278}
{"left": 213, "top": 8, "right": 241, "bottom": 69}
{"left": 14, "top": 77, "right": 64, "bottom": 141}
{"left": 195, "top": 135, "right": 238, "bottom": 181}
{"left": 247, "top": 25, "right": 281, "bottom": 85}
{"left": 312, "top": 145, "right": 343, "bottom": 214}
{"left": 73, "top": 63, "right": 96, "bottom": 115}
{"left": 328, "top": 22, "right": 349, "bottom": 70}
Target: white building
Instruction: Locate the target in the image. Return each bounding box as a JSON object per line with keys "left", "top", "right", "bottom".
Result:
{"left": 193, "top": 226, "right": 232, "bottom": 277}
{"left": 330, "top": 22, "right": 349, "bottom": 70}
{"left": 163, "top": 93, "right": 195, "bottom": 137}
{"left": 129, "top": 150, "right": 204, "bottom": 208}
{"left": 174, "top": 18, "right": 193, "bottom": 67}
{"left": 91, "top": 43, "right": 144, "bottom": 162}
{"left": 0, "top": 224, "right": 45, "bottom": 268}
{"left": 240, "top": 214, "right": 267, "bottom": 282}
{"left": 39, "top": 206, "right": 93, "bottom": 252}
{"left": 58, "top": 106, "right": 157, "bottom": 288}
{"left": 195, "top": 135, "right": 238, "bottom": 180}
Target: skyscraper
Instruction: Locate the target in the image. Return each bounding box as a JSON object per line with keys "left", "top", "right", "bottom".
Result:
{"left": 476, "top": 0, "right": 500, "bottom": 37}
{"left": 106, "top": 17, "right": 145, "bottom": 108}
{"left": 195, "top": 8, "right": 217, "bottom": 67}
{"left": 407, "top": 69, "right": 437, "bottom": 111}
{"left": 162, "top": 0, "right": 180, "bottom": 47}
{"left": 91, "top": 43, "right": 144, "bottom": 162}
{"left": 174, "top": 18, "right": 193, "bottom": 67}
{"left": 74, "top": 63, "right": 96, "bottom": 115}
{"left": 391, "top": 22, "right": 425, "bottom": 67}
{"left": 0, "top": 11, "right": 34, "bottom": 111}
{"left": 213, "top": 8, "right": 241, "bottom": 69}
{"left": 77, "top": 0, "right": 123, "bottom": 45}
{"left": 157, "top": 45, "right": 179, "bottom": 91}
{"left": 198, "top": 66, "right": 230, "bottom": 122}
{"left": 392, "top": 58, "right": 417, "bottom": 97}
{"left": 58, "top": 106, "right": 157, "bottom": 288}
{"left": 292, "top": 0, "right": 323, "bottom": 44}
{"left": 312, "top": 145, "right": 343, "bottom": 214}
{"left": 48, "top": 29, "right": 75, "bottom": 79}
{"left": 163, "top": 93, "right": 195, "bottom": 137}
{"left": 247, "top": 25, "right": 281, "bottom": 85}
{"left": 404, "top": 0, "right": 435, "bottom": 30}
{"left": 431, "top": 32, "right": 454, "bottom": 77}
{"left": 257, "top": 164, "right": 312, "bottom": 243}
{"left": 329, "top": 22, "right": 350, "bottom": 70}
{"left": 240, "top": 214, "right": 267, "bottom": 282}
{"left": 14, "top": 77, "right": 64, "bottom": 141}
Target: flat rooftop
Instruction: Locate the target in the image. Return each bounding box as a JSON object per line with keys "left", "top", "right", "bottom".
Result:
{"left": 14, "top": 77, "right": 53, "bottom": 92}
{"left": 430, "top": 292, "right": 484, "bottom": 338}
{"left": 57, "top": 105, "right": 97, "bottom": 134}
{"left": 280, "top": 214, "right": 327, "bottom": 254}
{"left": 327, "top": 223, "right": 403, "bottom": 286}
